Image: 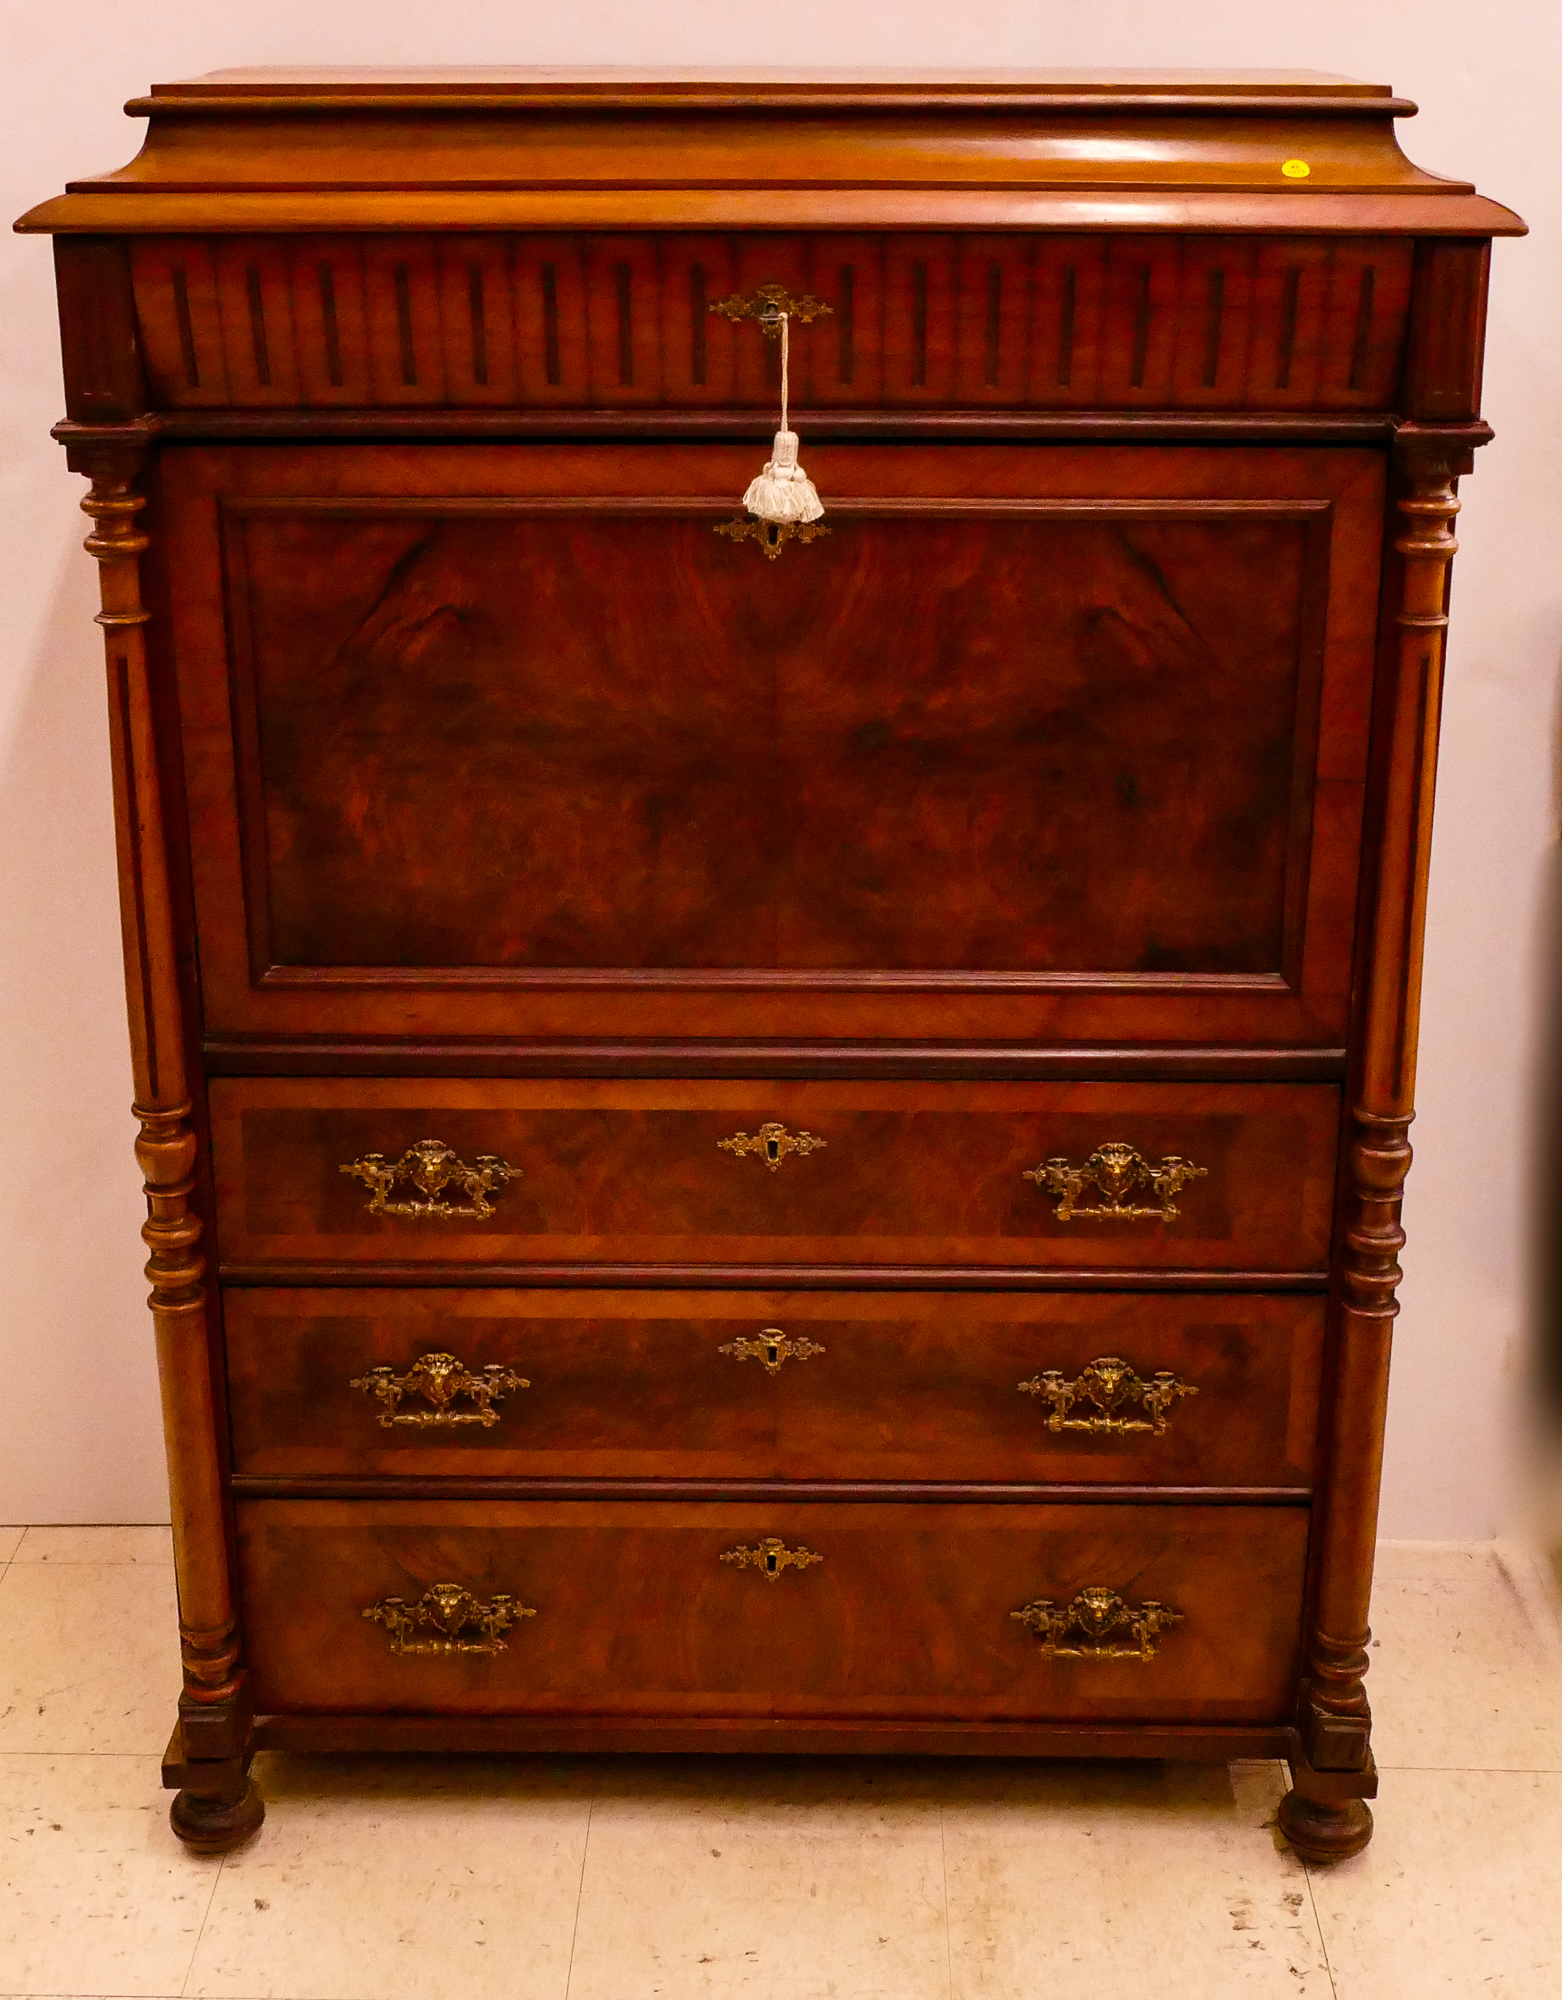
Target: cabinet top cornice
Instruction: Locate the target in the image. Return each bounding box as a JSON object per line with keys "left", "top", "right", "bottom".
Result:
{"left": 16, "top": 66, "right": 1524, "bottom": 238}
{"left": 125, "top": 66, "right": 1411, "bottom": 108}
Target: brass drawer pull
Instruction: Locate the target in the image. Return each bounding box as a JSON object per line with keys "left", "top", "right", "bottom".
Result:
{"left": 362, "top": 1583, "right": 536, "bottom": 1656}
{"left": 1011, "top": 1586, "right": 1183, "bottom": 1661}
{"left": 718, "top": 1328, "right": 825, "bottom": 1373}
{"left": 1019, "top": 1355, "right": 1197, "bottom": 1435}
{"left": 1023, "top": 1141, "right": 1207, "bottom": 1222}
{"left": 718, "top": 1120, "right": 826, "bottom": 1172}
{"left": 349, "top": 1352, "right": 529, "bottom": 1428}
{"left": 340, "top": 1138, "right": 519, "bottom": 1220}
{"left": 721, "top": 1537, "right": 823, "bottom": 1581}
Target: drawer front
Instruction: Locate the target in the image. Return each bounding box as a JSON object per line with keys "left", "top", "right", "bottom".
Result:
{"left": 226, "top": 1288, "right": 1324, "bottom": 1488}
{"left": 236, "top": 1499, "right": 1309, "bottom": 1723}
{"left": 210, "top": 1078, "right": 1339, "bottom": 1273}
{"left": 132, "top": 233, "right": 1413, "bottom": 416}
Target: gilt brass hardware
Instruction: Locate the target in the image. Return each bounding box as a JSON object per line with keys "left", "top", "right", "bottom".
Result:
{"left": 1018, "top": 1356, "right": 1198, "bottom": 1435}
{"left": 1010, "top": 1586, "right": 1183, "bottom": 1661}
{"left": 718, "top": 1329, "right": 826, "bottom": 1373}
{"left": 349, "top": 1352, "right": 529, "bottom": 1428}
{"left": 719, "top": 1119, "right": 827, "bottom": 1171}
{"left": 721, "top": 1537, "right": 824, "bottom": 1581}
{"left": 339, "top": 1139, "right": 519, "bottom": 1220}
{"left": 362, "top": 1583, "right": 536, "bottom": 1656}
{"left": 709, "top": 283, "right": 834, "bottom": 335}
{"left": 714, "top": 516, "right": 831, "bottom": 560}
{"left": 1023, "top": 1142, "right": 1207, "bottom": 1222}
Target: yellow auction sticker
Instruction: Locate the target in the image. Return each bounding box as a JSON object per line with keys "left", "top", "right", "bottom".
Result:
{"left": 1281, "top": 159, "right": 1312, "bottom": 179}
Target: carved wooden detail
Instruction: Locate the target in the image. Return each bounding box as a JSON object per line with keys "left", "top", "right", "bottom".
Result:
{"left": 126, "top": 231, "right": 1414, "bottom": 415}
{"left": 1403, "top": 240, "right": 1491, "bottom": 423}
{"left": 75, "top": 453, "right": 258, "bottom": 1822}
{"left": 1290, "top": 449, "right": 1462, "bottom": 1807}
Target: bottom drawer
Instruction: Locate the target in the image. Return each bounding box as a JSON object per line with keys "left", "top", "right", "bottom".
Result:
{"left": 237, "top": 1500, "right": 1308, "bottom": 1725}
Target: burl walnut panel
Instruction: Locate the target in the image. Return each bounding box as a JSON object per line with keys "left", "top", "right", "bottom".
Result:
{"left": 233, "top": 511, "right": 1312, "bottom": 976}
{"left": 207, "top": 1077, "right": 1339, "bottom": 1274}
{"left": 162, "top": 440, "right": 1383, "bottom": 1046}
{"left": 223, "top": 1287, "right": 1324, "bottom": 1487}
{"left": 235, "top": 1498, "right": 1309, "bottom": 1723}
{"left": 126, "top": 231, "right": 1415, "bottom": 414}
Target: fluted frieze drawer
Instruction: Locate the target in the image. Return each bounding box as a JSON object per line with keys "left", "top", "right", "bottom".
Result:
{"left": 128, "top": 230, "right": 1412, "bottom": 414}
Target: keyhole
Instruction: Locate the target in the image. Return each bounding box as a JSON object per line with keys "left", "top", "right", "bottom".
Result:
{"left": 765, "top": 1550, "right": 779, "bottom": 1574}
{"left": 766, "top": 1136, "right": 780, "bottom": 1161}
{"left": 765, "top": 1342, "right": 780, "bottom": 1366}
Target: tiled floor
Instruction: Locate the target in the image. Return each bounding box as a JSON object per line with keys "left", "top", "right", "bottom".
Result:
{"left": 3, "top": 1530, "right": 1561, "bottom": 1999}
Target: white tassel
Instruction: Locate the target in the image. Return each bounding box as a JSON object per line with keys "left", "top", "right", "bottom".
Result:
{"left": 742, "top": 318, "right": 824, "bottom": 525}
{"left": 743, "top": 429, "right": 824, "bottom": 523}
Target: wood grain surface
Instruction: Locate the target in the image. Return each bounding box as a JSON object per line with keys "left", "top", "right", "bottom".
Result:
{"left": 235, "top": 1497, "right": 1309, "bottom": 1724}
{"left": 23, "top": 66, "right": 1517, "bottom": 1840}
{"left": 123, "top": 232, "right": 1416, "bottom": 415}
{"left": 222, "top": 1286, "right": 1324, "bottom": 1487}
{"left": 162, "top": 439, "right": 1383, "bottom": 1046}
{"left": 207, "top": 1076, "right": 1341, "bottom": 1273}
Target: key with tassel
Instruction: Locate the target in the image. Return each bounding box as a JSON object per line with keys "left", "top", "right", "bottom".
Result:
{"left": 711, "top": 284, "right": 832, "bottom": 559}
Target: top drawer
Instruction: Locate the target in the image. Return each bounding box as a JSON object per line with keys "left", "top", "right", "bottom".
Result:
{"left": 208, "top": 1077, "right": 1339, "bottom": 1276}
{"left": 128, "top": 232, "right": 1413, "bottom": 415}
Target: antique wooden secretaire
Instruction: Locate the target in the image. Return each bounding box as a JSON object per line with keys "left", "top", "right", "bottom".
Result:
{"left": 16, "top": 67, "right": 1522, "bottom": 1856}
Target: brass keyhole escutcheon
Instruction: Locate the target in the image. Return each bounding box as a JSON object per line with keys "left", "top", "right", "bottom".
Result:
{"left": 718, "top": 1120, "right": 827, "bottom": 1171}
{"left": 714, "top": 515, "right": 831, "bottom": 560}
{"left": 720, "top": 1537, "right": 824, "bottom": 1581}
{"left": 708, "top": 282, "right": 834, "bottom": 334}
{"left": 718, "top": 1328, "right": 826, "bottom": 1374}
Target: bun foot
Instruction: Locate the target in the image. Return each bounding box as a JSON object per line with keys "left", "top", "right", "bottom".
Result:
{"left": 1278, "top": 1786, "right": 1373, "bottom": 1863}
{"left": 169, "top": 1775, "right": 265, "bottom": 1854}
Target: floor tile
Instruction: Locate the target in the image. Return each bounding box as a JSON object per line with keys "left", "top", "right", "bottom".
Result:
{"left": 1373, "top": 1539, "right": 1513, "bottom": 1582}
{"left": 1367, "top": 1542, "right": 1562, "bottom": 1771}
{"left": 185, "top": 1752, "right": 593, "bottom": 2000}
{"left": 0, "top": 1753, "right": 220, "bottom": 1998}
{"left": 1495, "top": 1540, "right": 1562, "bottom": 1646}
{"left": 1309, "top": 1767, "right": 1562, "bottom": 1998}
{"left": 942, "top": 1757, "right": 1330, "bottom": 1997}
{"left": 566, "top": 1755, "right": 950, "bottom": 2000}
{"left": 0, "top": 1529, "right": 24, "bottom": 1565}
{"left": 14, "top": 1528, "right": 173, "bottom": 1566}
{"left": 0, "top": 1561, "right": 178, "bottom": 1754}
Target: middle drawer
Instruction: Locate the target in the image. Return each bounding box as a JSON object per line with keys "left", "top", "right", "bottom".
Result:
{"left": 208, "top": 1077, "right": 1340, "bottom": 1273}
{"left": 224, "top": 1287, "right": 1324, "bottom": 1487}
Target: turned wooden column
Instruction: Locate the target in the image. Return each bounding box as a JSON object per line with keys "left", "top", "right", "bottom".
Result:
{"left": 1280, "top": 441, "right": 1465, "bottom": 1862}
{"left": 71, "top": 447, "right": 263, "bottom": 1852}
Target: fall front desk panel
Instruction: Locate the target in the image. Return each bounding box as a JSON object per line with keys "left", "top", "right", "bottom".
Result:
{"left": 162, "top": 440, "right": 1383, "bottom": 1046}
